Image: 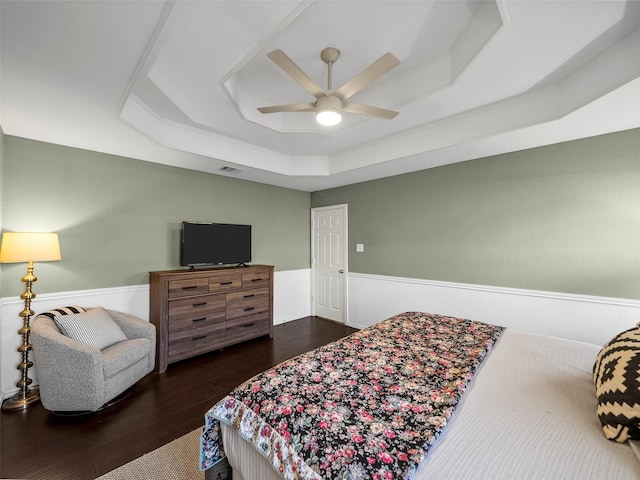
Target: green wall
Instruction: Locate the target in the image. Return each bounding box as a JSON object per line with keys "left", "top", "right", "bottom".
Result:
{"left": 0, "top": 136, "right": 310, "bottom": 297}
{"left": 312, "top": 128, "right": 640, "bottom": 300}
{"left": 3, "top": 128, "right": 639, "bottom": 301}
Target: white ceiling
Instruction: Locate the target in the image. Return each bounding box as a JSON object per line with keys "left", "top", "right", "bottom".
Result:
{"left": 2, "top": 0, "right": 640, "bottom": 192}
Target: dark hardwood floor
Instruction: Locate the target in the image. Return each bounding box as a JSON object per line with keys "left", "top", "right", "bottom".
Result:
{"left": 0, "top": 316, "right": 357, "bottom": 480}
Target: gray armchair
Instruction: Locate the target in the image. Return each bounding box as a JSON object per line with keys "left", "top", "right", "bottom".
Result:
{"left": 31, "top": 307, "right": 155, "bottom": 412}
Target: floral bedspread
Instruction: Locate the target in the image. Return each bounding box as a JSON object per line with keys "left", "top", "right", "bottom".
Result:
{"left": 200, "top": 311, "right": 504, "bottom": 479}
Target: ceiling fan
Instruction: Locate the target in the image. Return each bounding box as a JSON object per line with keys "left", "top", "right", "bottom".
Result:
{"left": 257, "top": 47, "right": 400, "bottom": 126}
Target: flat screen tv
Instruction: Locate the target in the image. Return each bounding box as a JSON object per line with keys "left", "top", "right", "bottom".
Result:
{"left": 180, "top": 222, "right": 251, "bottom": 267}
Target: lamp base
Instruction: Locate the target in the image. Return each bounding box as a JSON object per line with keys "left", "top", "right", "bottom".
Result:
{"left": 2, "top": 386, "right": 40, "bottom": 411}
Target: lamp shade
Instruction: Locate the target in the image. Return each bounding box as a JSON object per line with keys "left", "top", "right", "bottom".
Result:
{"left": 0, "top": 232, "right": 61, "bottom": 263}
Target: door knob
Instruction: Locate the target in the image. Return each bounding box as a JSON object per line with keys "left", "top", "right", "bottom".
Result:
{"left": 339, "top": 269, "right": 344, "bottom": 274}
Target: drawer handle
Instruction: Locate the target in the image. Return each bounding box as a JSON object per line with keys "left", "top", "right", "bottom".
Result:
{"left": 192, "top": 317, "right": 207, "bottom": 323}
{"left": 243, "top": 307, "right": 255, "bottom": 312}
{"left": 193, "top": 302, "right": 207, "bottom": 307}
{"left": 182, "top": 285, "right": 199, "bottom": 290}
{"left": 220, "top": 281, "right": 233, "bottom": 286}
{"left": 244, "top": 294, "right": 255, "bottom": 298}
{"left": 243, "top": 323, "right": 255, "bottom": 328}
{"left": 192, "top": 335, "right": 207, "bottom": 341}
{"left": 251, "top": 278, "right": 262, "bottom": 282}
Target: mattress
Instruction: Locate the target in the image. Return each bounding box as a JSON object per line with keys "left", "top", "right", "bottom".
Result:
{"left": 215, "top": 328, "right": 639, "bottom": 479}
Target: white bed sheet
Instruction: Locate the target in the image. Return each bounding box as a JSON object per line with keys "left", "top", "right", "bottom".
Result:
{"left": 218, "top": 329, "right": 639, "bottom": 479}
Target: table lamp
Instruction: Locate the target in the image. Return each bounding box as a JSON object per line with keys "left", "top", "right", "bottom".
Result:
{"left": 0, "top": 232, "right": 61, "bottom": 411}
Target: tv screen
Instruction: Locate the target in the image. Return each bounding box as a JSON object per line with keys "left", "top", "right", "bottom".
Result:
{"left": 180, "top": 222, "right": 251, "bottom": 267}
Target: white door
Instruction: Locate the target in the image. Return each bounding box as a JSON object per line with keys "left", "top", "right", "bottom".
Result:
{"left": 311, "top": 204, "right": 347, "bottom": 323}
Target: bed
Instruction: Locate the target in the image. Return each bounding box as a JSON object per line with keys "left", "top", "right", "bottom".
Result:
{"left": 199, "top": 312, "right": 639, "bottom": 479}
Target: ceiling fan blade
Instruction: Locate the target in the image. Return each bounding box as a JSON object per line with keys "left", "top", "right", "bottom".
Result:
{"left": 343, "top": 102, "right": 399, "bottom": 119}
{"left": 267, "top": 50, "right": 326, "bottom": 99}
{"left": 257, "top": 102, "right": 316, "bottom": 114}
{"left": 334, "top": 52, "right": 400, "bottom": 100}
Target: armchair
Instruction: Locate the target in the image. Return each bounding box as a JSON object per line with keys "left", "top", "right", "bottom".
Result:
{"left": 31, "top": 307, "right": 155, "bottom": 412}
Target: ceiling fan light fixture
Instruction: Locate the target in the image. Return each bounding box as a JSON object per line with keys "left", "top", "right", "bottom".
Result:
{"left": 316, "top": 95, "right": 342, "bottom": 126}
{"left": 316, "top": 109, "right": 342, "bottom": 126}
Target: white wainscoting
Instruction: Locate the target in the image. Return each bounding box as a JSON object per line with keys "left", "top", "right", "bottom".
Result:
{"left": 273, "top": 269, "right": 312, "bottom": 325}
{"left": 1, "top": 269, "right": 312, "bottom": 399}
{"left": 4, "top": 269, "right": 638, "bottom": 399}
{"left": 347, "top": 272, "right": 640, "bottom": 346}
{"left": 0, "top": 285, "right": 151, "bottom": 400}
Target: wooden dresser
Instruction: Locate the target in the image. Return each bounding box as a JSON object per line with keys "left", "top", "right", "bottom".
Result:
{"left": 149, "top": 264, "right": 274, "bottom": 373}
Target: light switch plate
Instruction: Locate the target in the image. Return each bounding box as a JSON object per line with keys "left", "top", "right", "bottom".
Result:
{"left": 356, "top": 243, "right": 364, "bottom": 253}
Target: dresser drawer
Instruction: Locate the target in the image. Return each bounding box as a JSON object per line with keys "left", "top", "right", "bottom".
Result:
{"left": 168, "top": 305, "right": 226, "bottom": 335}
{"left": 209, "top": 274, "right": 242, "bottom": 293}
{"left": 226, "top": 287, "right": 269, "bottom": 320}
{"left": 168, "top": 277, "right": 209, "bottom": 298}
{"left": 169, "top": 294, "right": 225, "bottom": 321}
{"left": 226, "top": 313, "right": 270, "bottom": 344}
{"left": 168, "top": 322, "right": 226, "bottom": 361}
{"left": 242, "top": 271, "right": 271, "bottom": 289}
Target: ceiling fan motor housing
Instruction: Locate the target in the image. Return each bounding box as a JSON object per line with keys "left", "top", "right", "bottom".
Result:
{"left": 317, "top": 95, "right": 342, "bottom": 111}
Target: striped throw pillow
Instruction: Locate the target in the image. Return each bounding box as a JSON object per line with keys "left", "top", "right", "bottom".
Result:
{"left": 593, "top": 324, "right": 640, "bottom": 442}
{"left": 53, "top": 307, "right": 127, "bottom": 350}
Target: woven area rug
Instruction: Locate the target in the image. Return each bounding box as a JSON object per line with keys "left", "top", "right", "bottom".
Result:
{"left": 97, "top": 428, "right": 204, "bottom": 480}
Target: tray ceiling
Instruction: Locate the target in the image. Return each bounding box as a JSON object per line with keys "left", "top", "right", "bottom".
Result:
{"left": 2, "top": 0, "right": 640, "bottom": 191}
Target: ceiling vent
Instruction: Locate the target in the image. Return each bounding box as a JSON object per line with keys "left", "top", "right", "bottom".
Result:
{"left": 219, "top": 166, "right": 243, "bottom": 174}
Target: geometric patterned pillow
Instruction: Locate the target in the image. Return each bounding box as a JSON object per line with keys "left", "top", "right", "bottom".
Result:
{"left": 593, "top": 324, "right": 640, "bottom": 443}
{"left": 52, "top": 307, "right": 127, "bottom": 351}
